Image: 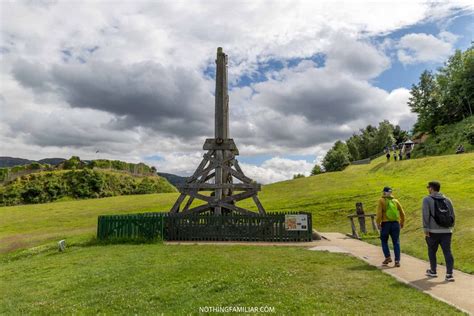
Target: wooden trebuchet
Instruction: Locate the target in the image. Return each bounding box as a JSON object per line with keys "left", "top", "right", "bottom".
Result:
{"left": 170, "top": 48, "right": 266, "bottom": 215}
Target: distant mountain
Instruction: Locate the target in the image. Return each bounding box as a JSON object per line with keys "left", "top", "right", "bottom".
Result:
{"left": 0, "top": 157, "right": 66, "bottom": 168}
{"left": 157, "top": 172, "right": 187, "bottom": 187}
{"left": 37, "top": 158, "right": 66, "bottom": 166}
{"left": 0, "top": 157, "right": 34, "bottom": 168}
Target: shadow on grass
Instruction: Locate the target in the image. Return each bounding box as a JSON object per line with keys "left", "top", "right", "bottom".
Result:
{"left": 368, "top": 162, "right": 389, "bottom": 173}
{"left": 79, "top": 236, "right": 163, "bottom": 247}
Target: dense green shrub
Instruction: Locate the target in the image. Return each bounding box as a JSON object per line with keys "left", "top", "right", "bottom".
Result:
{"left": 88, "top": 160, "right": 153, "bottom": 175}
{"left": 0, "top": 163, "right": 50, "bottom": 182}
{"left": 0, "top": 170, "right": 176, "bottom": 206}
{"left": 412, "top": 116, "right": 474, "bottom": 158}
{"left": 62, "top": 156, "right": 83, "bottom": 170}
{"left": 323, "top": 141, "right": 351, "bottom": 172}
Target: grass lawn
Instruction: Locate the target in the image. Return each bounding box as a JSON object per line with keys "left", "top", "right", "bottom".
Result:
{"left": 0, "top": 244, "right": 462, "bottom": 315}
{"left": 1, "top": 153, "right": 473, "bottom": 272}
{"left": 246, "top": 153, "right": 474, "bottom": 273}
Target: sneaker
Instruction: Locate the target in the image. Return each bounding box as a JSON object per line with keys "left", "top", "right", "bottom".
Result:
{"left": 425, "top": 269, "right": 437, "bottom": 277}
{"left": 445, "top": 274, "right": 455, "bottom": 282}
{"left": 382, "top": 257, "right": 392, "bottom": 265}
{"left": 394, "top": 261, "right": 400, "bottom": 267}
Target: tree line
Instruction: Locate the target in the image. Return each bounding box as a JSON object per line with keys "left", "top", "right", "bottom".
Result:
{"left": 408, "top": 44, "right": 473, "bottom": 134}
{"left": 312, "top": 121, "right": 408, "bottom": 173}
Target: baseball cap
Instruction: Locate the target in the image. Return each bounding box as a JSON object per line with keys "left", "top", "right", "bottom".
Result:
{"left": 383, "top": 187, "right": 393, "bottom": 193}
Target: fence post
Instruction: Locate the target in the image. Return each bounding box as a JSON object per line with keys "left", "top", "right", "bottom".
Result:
{"left": 356, "top": 202, "right": 367, "bottom": 234}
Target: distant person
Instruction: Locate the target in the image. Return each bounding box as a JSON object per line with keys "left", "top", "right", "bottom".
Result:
{"left": 393, "top": 150, "right": 397, "bottom": 161}
{"left": 423, "top": 181, "right": 455, "bottom": 281}
{"left": 384, "top": 146, "right": 391, "bottom": 161}
{"left": 406, "top": 147, "right": 412, "bottom": 159}
{"left": 455, "top": 144, "right": 465, "bottom": 154}
{"left": 376, "top": 187, "right": 406, "bottom": 267}
{"left": 398, "top": 151, "right": 402, "bottom": 161}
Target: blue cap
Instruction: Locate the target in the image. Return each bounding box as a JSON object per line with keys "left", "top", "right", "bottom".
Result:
{"left": 383, "top": 187, "right": 392, "bottom": 193}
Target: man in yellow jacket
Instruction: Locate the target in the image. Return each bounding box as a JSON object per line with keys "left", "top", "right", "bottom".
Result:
{"left": 376, "top": 187, "right": 406, "bottom": 267}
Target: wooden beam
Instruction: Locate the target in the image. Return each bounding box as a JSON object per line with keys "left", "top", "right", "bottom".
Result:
{"left": 252, "top": 195, "right": 266, "bottom": 214}
{"left": 181, "top": 196, "right": 195, "bottom": 212}
{"left": 233, "top": 159, "right": 245, "bottom": 175}
{"left": 186, "top": 158, "right": 213, "bottom": 183}
{"left": 214, "top": 150, "right": 223, "bottom": 214}
{"left": 203, "top": 139, "right": 238, "bottom": 153}
{"left": 170, "top": 193, "right": 186, "bottom": 213}
{"left": 181, "top": 203, "right": 212, "bottom": 215}
{"left": 179, "top": 183, "right": 260, "bottom": 190}
{"left": 183, "top": 190, "right": 212, "bottom": 203}
{"left": 215, "top": 201, "right": 257, "bottom": 215}
{"left": 206, "top": 152, "right": 234, "bottom": 168}
{"left": 202, "top": 172, "right": 215, "bottom": 183}
{"left": 184, "top": 162, "right": 217, "bottom": 184}
{"left": 226, "top": 167, "right": 253, "bottom": 184}
{"left": 223, "top": 189, "right": 258, "bottom": 203}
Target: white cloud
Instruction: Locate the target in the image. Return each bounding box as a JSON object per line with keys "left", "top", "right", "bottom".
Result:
{"left": 240, "top": 157, "right": 315, "bottom": 184}
{"left": 0, "top": 1, "right": 471, "bottom": 182}
{"left": 324, "top": 34, "right": 391, "bottom": 79}
{"left": 397, "top": 32, "right": 458, "bottom": 64}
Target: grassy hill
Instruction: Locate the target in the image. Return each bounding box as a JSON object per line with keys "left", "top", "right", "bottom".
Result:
{"left": 250, "top": 153, "right": 473, "bottom": 272}
{"left": 1, "top": 153, "right": 472, "bottom": 272}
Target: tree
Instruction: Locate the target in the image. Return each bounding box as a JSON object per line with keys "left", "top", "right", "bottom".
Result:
{"left": 310, "top": 164, "right": 323, "bottom": 175}
{"left": 409, "top": 45, "right": 473, "bottom": 134}
{"left": 292, "top": 173, "right": 305, "bottom": 179}
{"left": 408, "top": 70, "right": 440, "bottom": 133}
{"left": 346, "top": 135, "right": 361, "bottom": 161}
{"left": 322, "top": 141, "right": 351, "bottom": 172}
{"left": 63, "top": 156, "right": 83, "bottom": 170}
{"left": 374, "top": 120, "right": 395, "bottom": 152}
{"left": 393, "top": 125, "right": 408, "bottom": 144}
{"left": 436, "top": 47, "right": 474, "bottom": 122}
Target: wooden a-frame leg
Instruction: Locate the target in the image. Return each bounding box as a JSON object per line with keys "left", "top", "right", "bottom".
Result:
{"left": 170, "top": 193, "right": 186, "bottom": 213}
{"left": 252, "top": 195, "right": 266, "bottom": 214}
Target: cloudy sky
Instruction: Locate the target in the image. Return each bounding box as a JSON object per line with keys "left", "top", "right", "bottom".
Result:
{"left": 1, "top": 1, "right": 473, "bottom": 183}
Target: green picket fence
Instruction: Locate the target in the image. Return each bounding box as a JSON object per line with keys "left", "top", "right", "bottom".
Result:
{"left": 166, "top": 212, "right": 312, "bottom": 242}
{"left": 97, "top": 212, "right": 312, "bottom": 242}
{"left": 97, "top": 213, "right": 165, "bottom": 241}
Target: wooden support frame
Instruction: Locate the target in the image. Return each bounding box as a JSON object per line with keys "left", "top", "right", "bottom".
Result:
{"left": 170, "top": 145, "right": 266, "bottom": 215}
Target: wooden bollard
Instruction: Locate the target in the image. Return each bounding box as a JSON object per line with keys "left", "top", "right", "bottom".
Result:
{"left": 356, "top": 202, "right": 367, "bottom": 234}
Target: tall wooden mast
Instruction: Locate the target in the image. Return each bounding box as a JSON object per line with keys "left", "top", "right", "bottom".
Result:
{"left": 170, "top": 47, "right": 266, "bottom": 215}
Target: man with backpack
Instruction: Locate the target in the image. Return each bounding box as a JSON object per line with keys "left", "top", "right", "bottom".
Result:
{"left": 376, "top": 187, "right": 405, "bottom": 267}
{"left": 423, "top": 181, "right": 456, "bottom": 281}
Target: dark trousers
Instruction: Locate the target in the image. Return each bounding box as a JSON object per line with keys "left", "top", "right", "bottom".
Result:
{"left": 425, "top": 233, "right": 454, "bottom": 274}
{"left": 380, "top": 221, "right": 400, "bottom": 261}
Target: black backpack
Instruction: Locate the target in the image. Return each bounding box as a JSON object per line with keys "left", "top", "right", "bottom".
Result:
{"left": 431, "top": 197, "right": 455, "bottom": 228}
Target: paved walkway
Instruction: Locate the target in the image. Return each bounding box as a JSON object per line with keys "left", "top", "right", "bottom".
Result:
{"left": 166, "top": 233, "right": 474, "bottom": 314}
{"left": 312, "top": 233, "right": 474, "bottom": 314}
